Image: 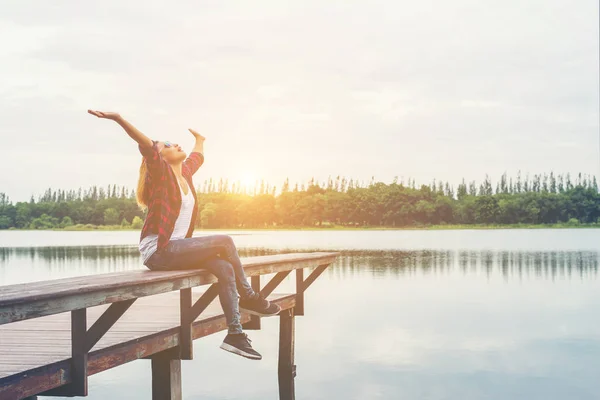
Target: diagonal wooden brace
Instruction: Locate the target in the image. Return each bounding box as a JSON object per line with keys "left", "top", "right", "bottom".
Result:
{"left": 179, "top": 284, "right": 219, "bottom": 359}
{"left": 86, "top": 299, "right": 136, "bottom": 352}
{"left": 301, "top": 265, "right": 328, "bottom": 291}
{"left": 189, "top": 284, "right": 219, "bottom": 322}
{"left": 260, "top": 271, "right": 291, "bottom": 298}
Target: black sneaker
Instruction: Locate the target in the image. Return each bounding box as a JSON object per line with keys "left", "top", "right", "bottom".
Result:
{"left": 239, "top": 293, "right": 281, "bottom": 317}
{"left": 220, "top": 333, "right": 262, "bottom": 360}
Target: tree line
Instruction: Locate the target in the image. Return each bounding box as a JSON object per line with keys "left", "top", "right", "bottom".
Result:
{"left": 0, "top": 172, "right": 599, "bottom": 230}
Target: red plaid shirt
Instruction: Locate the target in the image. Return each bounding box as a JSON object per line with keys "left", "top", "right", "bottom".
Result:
{"left": 138, "top": 141, "right": 204, "bottom": 250}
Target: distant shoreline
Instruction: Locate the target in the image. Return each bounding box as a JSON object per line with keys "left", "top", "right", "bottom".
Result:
{"left": 3, "top": 223, "right": 600, "bottom": 232}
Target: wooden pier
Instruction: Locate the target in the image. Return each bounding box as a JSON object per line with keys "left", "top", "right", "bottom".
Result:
{"left": 0, "top": 252, "right": 338, "bottom": 400}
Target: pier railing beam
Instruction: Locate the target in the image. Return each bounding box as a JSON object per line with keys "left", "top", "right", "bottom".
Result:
{"left": 278, "top": 308, "right": 296, "bottom": 400}
{"left": 151, "top": 348, "right": 182, "bottom": 400}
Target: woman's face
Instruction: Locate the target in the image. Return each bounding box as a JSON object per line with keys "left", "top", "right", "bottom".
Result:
{"left": 159, "top": 141, "right": 187, "bottom": 163}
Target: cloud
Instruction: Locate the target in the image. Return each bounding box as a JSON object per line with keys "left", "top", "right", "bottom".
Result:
{"left": 0, "top": 0, "right": 598, "bottom": 201}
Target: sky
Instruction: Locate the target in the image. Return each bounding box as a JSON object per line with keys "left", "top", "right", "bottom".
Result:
{"left": 1, "top": 0, "right": 598, "bottom": 201}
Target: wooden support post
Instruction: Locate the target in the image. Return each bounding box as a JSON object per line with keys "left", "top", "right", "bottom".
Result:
{"left": 43, "top": 309, "right": 89, "bottom": 396}
{"left": 243, "top": 275, "right": 261, "bottom": 330}
{"left": 278, "top": 308, "right": 296, "bottom": 400}
{"left": 151, "top": 349, "right": 182, "bottom": 400}
{"left": 179, "top": 288, "right": 193, "bottom": 360}
{"left": 71, "top": 308, "right": 88, "bottom": 396}
{"left": 41, "top": 300, "right": 136, "bottom": 397}
{"left": 295, "top": 269, "right": 304, "bottom": 316}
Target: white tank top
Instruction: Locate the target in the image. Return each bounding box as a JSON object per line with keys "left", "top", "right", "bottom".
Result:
{"left": 139, "top": 180, "right": 195, "bottom": 262}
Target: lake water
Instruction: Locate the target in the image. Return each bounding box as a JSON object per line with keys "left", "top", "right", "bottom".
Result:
{"left": 1, "top": 229, "right": 599, "bottom": 400}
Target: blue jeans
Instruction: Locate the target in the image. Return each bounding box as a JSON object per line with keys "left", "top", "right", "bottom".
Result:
{"left": 144, "top": 234, "right": 254, "bottom": 334}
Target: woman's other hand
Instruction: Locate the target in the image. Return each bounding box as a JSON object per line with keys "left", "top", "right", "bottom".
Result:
{"left": 188, "top": 128, "right": 205, "bottom": 141}
{"left": 87, "top": 110, "right": 121, "bottom": 120}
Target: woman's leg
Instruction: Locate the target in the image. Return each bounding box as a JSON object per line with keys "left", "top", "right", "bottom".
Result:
{"left": 199, "top": 258, "right": 244, "bottom": 334}
{"left": 146, "top": 235, "right": 254, "bottom": 299}
{"left": 145, "top": 241, "right": 244, "bottom": 334}
{"left": 145, "top": 234, "right": 280, "bottom": 320}
{"left": 197, "top": 234, "right": 254, "bottom": 299}
{"left": 144, "top": 237, "right": 264, "bottom": 359}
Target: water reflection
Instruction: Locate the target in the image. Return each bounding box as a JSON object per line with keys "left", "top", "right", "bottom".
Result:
{"left": 331, "top": 249, "right": 599, "bottom": 281}
{"left": 1, "top": 244, "right": 599, "bottom": 399}
{"left": 0, "top": 246, "right": 597, "bottom": 285}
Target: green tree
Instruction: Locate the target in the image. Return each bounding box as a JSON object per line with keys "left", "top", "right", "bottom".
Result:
{"left": 30, "top": 214, "right": 59, "bottom": 229}
{"left": 59, "top": 216, "right": 74, "bottom": 228}
{"left": 131, "top": 216, "right": 144, "bottom": 229}
{"left": 0, "top": 215, "right": 11, "bottom": 229}
{"left": 103, "top": 208, "right": 120, "bottom": 225}
{"left": 200, "top": 203, "right": 217, "bottom": 228}
{"left": 15, "top": 203, "right": 32, "bottom": 228}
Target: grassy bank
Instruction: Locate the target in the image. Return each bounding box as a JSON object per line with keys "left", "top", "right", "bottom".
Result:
{"left": 5, "top": 223, "right": 600, "bottom": 232}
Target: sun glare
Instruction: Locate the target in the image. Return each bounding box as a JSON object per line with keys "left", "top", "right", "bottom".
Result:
{"left": 240, "top": 173, "right": 257, "bottom": 190}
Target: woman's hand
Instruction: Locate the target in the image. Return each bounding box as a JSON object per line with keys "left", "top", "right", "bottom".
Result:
{"left": 188, "top": 128, "right": 205, "bottom": 141}
{"left": 189, "top": 129, "right": 205, "bottom": 155}
{"left": 87, "top": 110, "right": 121, "bottom": 120}
{"left": 87, "top": 110, "right": 152, "bottom": 147}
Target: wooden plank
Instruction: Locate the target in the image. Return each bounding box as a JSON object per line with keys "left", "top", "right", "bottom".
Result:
{"left": 0, "top": 277, "right": 210, "bottom": 325}
{"left": 0, "top": 250, "right": 336, "bottom": 398}
{"left": 0, "top": 252, "right": 338, "bottom": 325}
{"left": 0, "top": 270, "right": 210, "bottom": 305}
{"left": 0, "top": 361, "right": 71, "bottom": 400}
{"left": 244, "top": 253, "right": 337, "bottom": 278}
{"left": 0, "top": 293, "right": 296, "bottom": 398}
{"left": 0, "top": 253, "right": 336, "bottom": 305}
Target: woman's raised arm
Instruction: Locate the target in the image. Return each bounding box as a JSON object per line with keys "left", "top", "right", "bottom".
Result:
{"left": 188, "top": 128, "right": 205, "bottom": 155}
{"left": 87, "top": 110, "right": 153, "bottom": 148}
{"left": 182, "top": 128, "right": 206, "bottom": 175}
